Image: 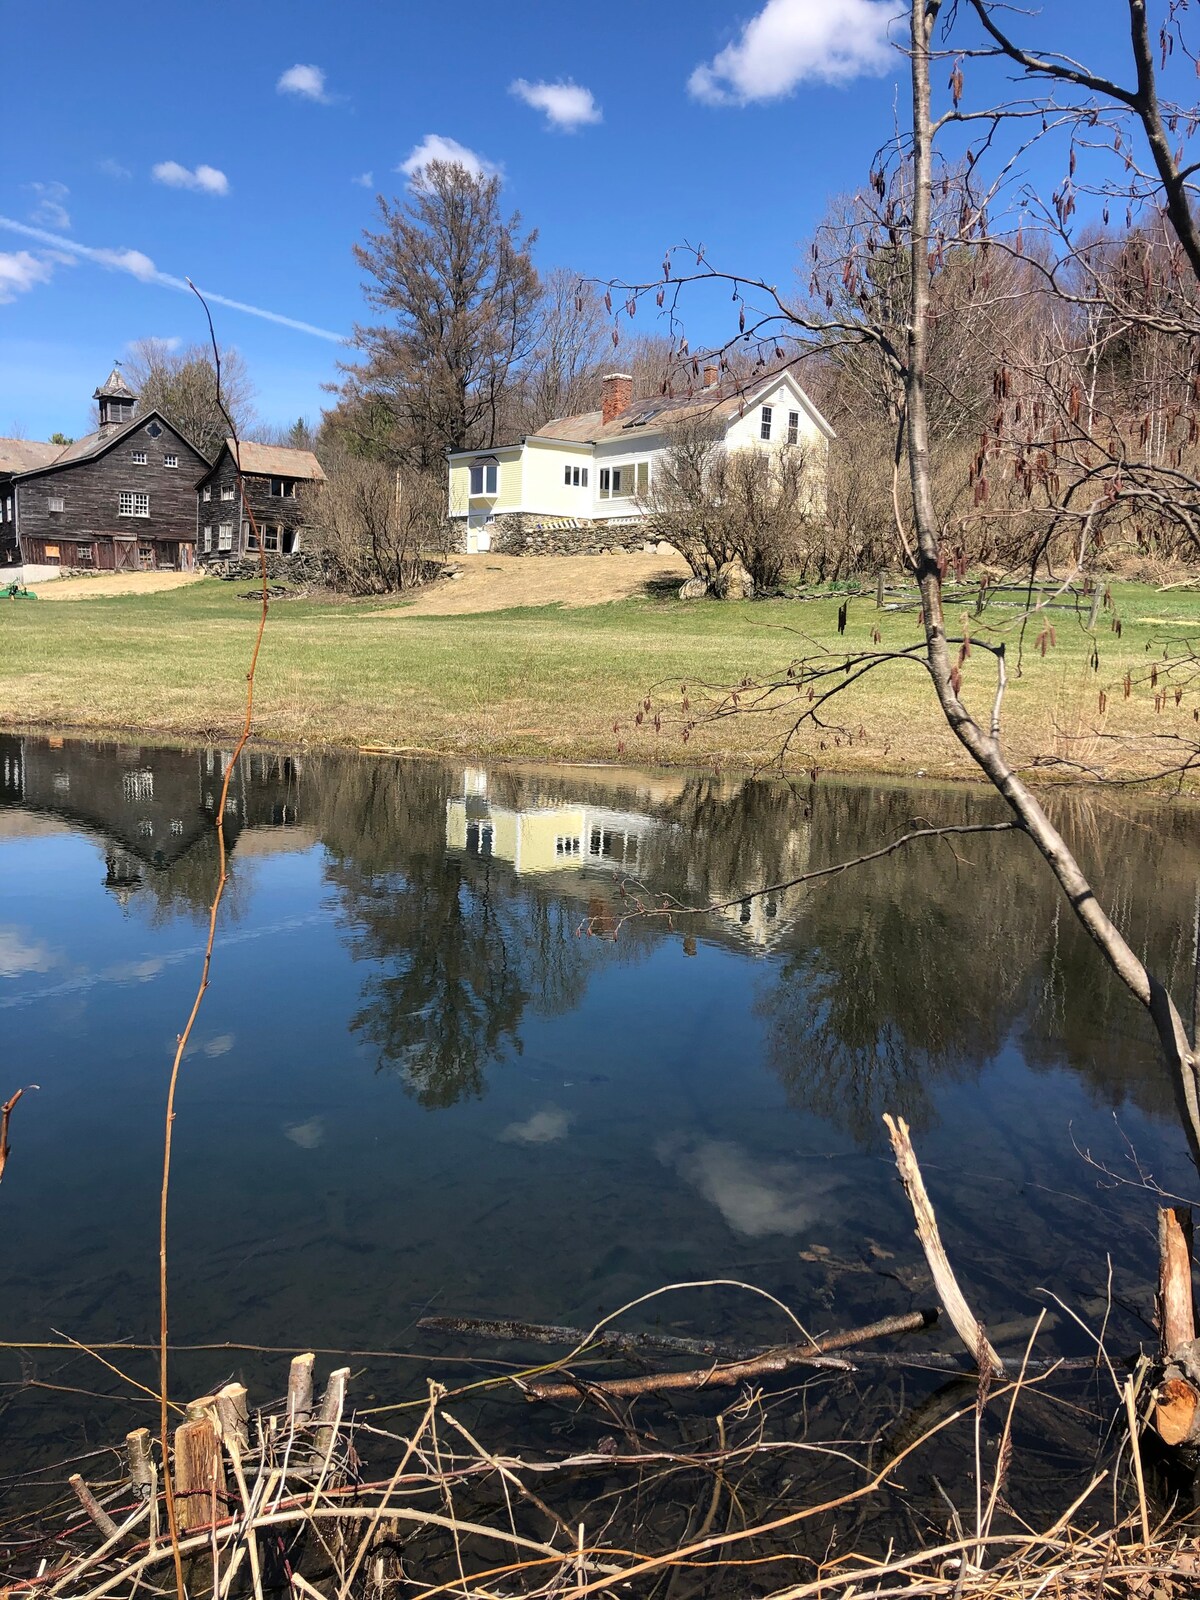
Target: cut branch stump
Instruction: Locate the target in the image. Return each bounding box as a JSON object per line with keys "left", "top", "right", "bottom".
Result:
{"left": 1154, "top": 1205, "right": 1200, "bottom": 1447}
{"left": 173, "top": 1414, "right": 226, "bottom": 1533}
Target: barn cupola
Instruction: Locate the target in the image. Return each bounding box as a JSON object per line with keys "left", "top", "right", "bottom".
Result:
{"left": 94, "top": 367, "right": 137, "bottom": 435}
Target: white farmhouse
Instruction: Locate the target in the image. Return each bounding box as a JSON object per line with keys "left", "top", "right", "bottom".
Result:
{"left": 446, "top": 367, "right": 835, "bottom": 554}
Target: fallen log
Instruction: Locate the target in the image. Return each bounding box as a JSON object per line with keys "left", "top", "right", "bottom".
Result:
{"left": 420, "top": 1315, "right": 763, "bottom": 1362}
{"left": 522, "top": 1309, "right": 938, "bottom": 1402}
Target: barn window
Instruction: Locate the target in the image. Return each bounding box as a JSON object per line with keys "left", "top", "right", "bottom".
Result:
{"left": 131, "top": 450, "right": 147, "bottom": 465}
{"left": 218, "top": 524, "right": 233, "bottom": 551}
{"left": 760, "top": 405, "right": 773, "bottom": 441}
{"left": 164, "top": 454, "right": 178, "bottom": 468}
{"left": 75, "top": 543, "right": 94, "bottom": 565}
{"left": 787, "top": 411, "right": 800, "bottom": 445}
{"left": 48, "top": 496, "right": 64, "bottom": 514}
{"left": 44, "top": 543, "right": 60, "bottom": 562}
{"left": 118, "top": 491, "right": 150, "bottom": 517}
{"left": 271, "top": 477, "right": 298, "bottom": 498}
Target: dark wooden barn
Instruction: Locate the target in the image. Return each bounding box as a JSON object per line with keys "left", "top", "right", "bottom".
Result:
{"left": 195, "top": 439, "right": 325, "bottom": 564}
{"left": 2, "top": 370, "right": 211, "bottom": 576}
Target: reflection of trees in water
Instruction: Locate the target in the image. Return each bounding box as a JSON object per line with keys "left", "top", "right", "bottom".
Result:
{"left": 758, "top": 783, "right": 1198, "bottom": 1142}
{"left": 311, "top": 757, "right": 609, "bottom": 1107}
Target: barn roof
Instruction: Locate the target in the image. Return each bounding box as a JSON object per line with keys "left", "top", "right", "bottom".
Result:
{"left": 0, "top": 438, "right": 64, "bottom": 473}
{"left": 218, "top": 439, "right": 325, "bottom": 480}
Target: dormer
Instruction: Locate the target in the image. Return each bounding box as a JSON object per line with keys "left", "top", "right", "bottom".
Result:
{"left": 94, "top": 368, "right": 137, "bottom": 435}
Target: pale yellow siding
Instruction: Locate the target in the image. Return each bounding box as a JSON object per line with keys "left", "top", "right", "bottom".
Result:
{"left": 522, "top": 442, "right": 592, "bottom": 519}
{"left": 447, "top": 449, "right": 523, "bottom": 518}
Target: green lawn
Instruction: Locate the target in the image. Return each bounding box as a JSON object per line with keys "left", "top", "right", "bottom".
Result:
{"left": 3, "top": 576, "right": 1199, "bottom": 780}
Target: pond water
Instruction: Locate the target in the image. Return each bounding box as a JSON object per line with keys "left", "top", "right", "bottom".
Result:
{"left": 1, "top": 732, "right": 1197, "bottom": 1505}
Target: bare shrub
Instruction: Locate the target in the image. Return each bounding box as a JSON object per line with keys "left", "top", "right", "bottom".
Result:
{"left": 302, "top": 452, "right": 446, "bottom": 595}
{"left": 641, "top": 423, "right": 814, "bottom": 591}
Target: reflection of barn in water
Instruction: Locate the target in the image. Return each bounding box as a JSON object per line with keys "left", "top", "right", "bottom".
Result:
{"left": 0, "top": 735, "right": 306, "bottom": 903}
{"left": 444, "top": 767, "right": 809, "bottom": 951}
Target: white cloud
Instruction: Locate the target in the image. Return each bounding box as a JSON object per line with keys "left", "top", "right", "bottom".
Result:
{"left": 499, "top": 1107, "right": 574, "bottom": 1145}
{"left": 689, "top": 0, "right": 896, "bottom": 103}
{"left": 399, "top": 134, "right": 499, "bottom": 184}
{"left": 657, "top": 1134, "right": 844, "bottom": 1237}
{"left": 284, "top": 1117, "right": 325, "bottom": 1149}
{"left": 98, "top": 158, "right": 132, "bottom": 181}
{"left": 26, "top": 181, "right": 70, "bottom": 230}
{"left": 509, "top": 79, "right": 602, "bottom": 131}
{"left": 0, "top": 927, "right": 56, "bottom": 977}
{"left": 152, "top": 161, "right": 230, "bottom": 197}
{"left": 0, "top": 218, "right": 344, "bottom": 341}
{"left": 0, "top": 251, "right": 54, "bottom": 304}
{"left": 352, "top": 171, "right": 375, "bottom": 188}
{"left": 277, "top": 63, "right": 331, "bottom": 103}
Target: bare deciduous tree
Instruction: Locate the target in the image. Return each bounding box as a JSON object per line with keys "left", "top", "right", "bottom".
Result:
{"left": 123, "top": 338, "right": 256, "bottom": 461}
{"left": 340, "top": 162, "right": 541, "bottom": 470}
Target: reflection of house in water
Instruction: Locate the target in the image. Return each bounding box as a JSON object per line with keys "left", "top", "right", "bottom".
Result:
{"left": 0, "top": 735, "right": 308, "bottom": 904}
{"left": 444, "top": 768, "right": 807, "bottom": 951}
{"left": 446, "top": 766, "right": 657, "bottom": 879}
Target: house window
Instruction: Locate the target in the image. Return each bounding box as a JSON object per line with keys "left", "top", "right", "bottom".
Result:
{"left": 75, "top": 543, "right": 94, "bottom": 565}
{"left": 48, "top": 496, "right": 64, "bottom": 514}
{"left": 264, "top": 526, "right": 280, "bottom": 552}
{"left": 164, "top": 454, "right": 178, "bottom": 468}
{"left": 283, "top": 528, "right": 298, "bottom": 554}
{"left": 218, "top": 524, "right": 233, "bottom": 552}
{"left": 221, "top": 484, "right": 236, "bottom": 500}
{"left": 555, "top": 835, "right": 582, "bottom": 857}
{"left": 270, "top": 476, "right": 298, "bottom": 498}
{"left": 787, "top": 411, "right": 800, "bottom": 445}
{"left": 4, "top": 497, "right": 11, "bottom": 520}
{"left": 760, "top": 405, "right": 773, "bottom": 441}
{"left": 131, "top": 450, "right": 147, "bottom": 465}
{"left": 635, "top": 461, "right": 649, "bottom": 495}
{"left": 468, "top": 462, "right": 498, "bottom": 496}
{"left": 202, "top": 485, "right": 212, "bottom": 501}
{"left": 563, "top": 464, "right": 589, "bottom": 488}
{"left": 599, "top": 467, "right": 610, "bottom": 499}
{"left": 203, "top": 526, "right": 213, "bottom": 552}
{"left": 118, "top": 491, "right": 150, "bottom": 517}
{"left": 246, "top": 526, "right": 260, "bottom": 551}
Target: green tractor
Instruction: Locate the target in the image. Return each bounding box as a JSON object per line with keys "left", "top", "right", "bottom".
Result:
{"left": 4, "top": 582, "right": 37, "bottom": 600}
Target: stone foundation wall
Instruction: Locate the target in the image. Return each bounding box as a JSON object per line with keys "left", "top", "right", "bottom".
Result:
{"left": 489, "top": 514, "right": 653, "bottom": 557}
{"left": 210, "top": 551, "right": 331, "bottom": 586}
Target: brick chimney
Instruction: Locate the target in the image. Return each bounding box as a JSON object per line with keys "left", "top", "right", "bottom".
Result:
{"left": 601, "top": 372, "right": 633, "bottom": 424}
{"left": 703, "top": 364, "right": 719, "bottom": 388}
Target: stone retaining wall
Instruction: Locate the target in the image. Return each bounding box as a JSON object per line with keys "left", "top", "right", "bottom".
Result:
{"left": 486, "top": 514, "right": 654, "bottom": 557}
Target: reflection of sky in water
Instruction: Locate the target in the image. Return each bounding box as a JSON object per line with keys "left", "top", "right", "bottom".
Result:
{"left": 1, "top": 735, "right": 1197, "bottom": 1472}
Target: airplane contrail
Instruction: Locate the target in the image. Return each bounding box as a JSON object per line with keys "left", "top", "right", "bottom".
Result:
{"left": 0, "top": 218, "right": 345, "bottom": 343}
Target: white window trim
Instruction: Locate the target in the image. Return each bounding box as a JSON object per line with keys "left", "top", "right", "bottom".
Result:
{"left": 118, "top": 491, "right": 150, "bottom": 518}
{"left": 786, "top": 411, "right": 800, "bottom": 446}
{"left": 164, "top": 454, "right": 179, "bottom": 469}
{"left": 202, "top": 485, "right": 213, "bottom": 501}
{"left": 217, "top": 524, "right": 233, "bottom": 551}
{"left": 131, "top": 450, "right": 147, "bottom": 465}
{"left": 47, "top": 496, "right": 64, "bottom": 514}
{"left": 760, "top": 405, "right": 773, "bottom": 442}
{"left": 202, "top": 526, "right": 213, "bottom": 553}
{"left": 468, "top": 462, "right": 499, "bottom": 497}
{"left": 221, "top": 485, "right": 236, "bottom": 500}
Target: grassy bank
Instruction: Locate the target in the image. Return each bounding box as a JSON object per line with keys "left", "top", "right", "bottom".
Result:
{"left": 2, "top": 575, "right": 1198, "bottom": 778}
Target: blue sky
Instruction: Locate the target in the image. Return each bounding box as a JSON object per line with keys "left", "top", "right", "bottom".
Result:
{"left": 0, "top": 0, "right": 1138, "bottom": 440}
